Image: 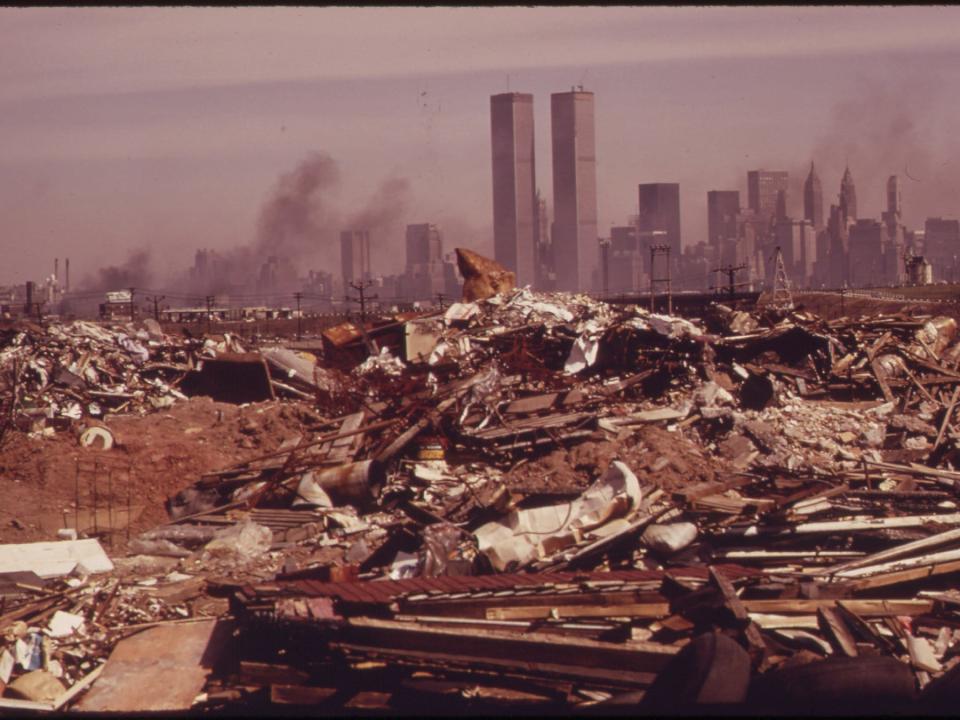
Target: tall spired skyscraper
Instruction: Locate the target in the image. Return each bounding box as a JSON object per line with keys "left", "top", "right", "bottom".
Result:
{"left": 491, "top": 93, "right": 538, "bottom": 287}
{"left": 840, "top": 165, "right": 857, "bottom": 224}
{"left": 803, "top": 162, "right": 823, "bottom": 229}
{"left": 551, "top": 88, "right": 598, "bottom": 292}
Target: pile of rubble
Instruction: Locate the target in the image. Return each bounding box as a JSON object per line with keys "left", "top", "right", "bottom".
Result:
{"left": 5, "top": 253, "right": 960, "bottom": 713}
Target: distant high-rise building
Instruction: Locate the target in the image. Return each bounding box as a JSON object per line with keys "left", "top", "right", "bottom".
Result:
{"left": 848, "top": 219, "right": 889, "bottom": 288}
{"left": 707, "top": 190, "right": 740, "bottom": 265}
{"left": 405, "top": 223, "right": 443, "bottom": 267}
{"left": 491, "top": 93, "right": 537, "bottom": 287}
{"left": 840, "top": 165, "right": 858, "bottom": 224}
{"left": 638, "top": 183, "right": 681, "bottom": 276}
{"left": 886, "top": 175, "right": 902, "bottom": 218}
{"left": 803, "top": 162, "right": 823, "bottom": 229}
{"left": 608, "top": 224, "right": 644, "bottom": 294}
{"left": 882, "top": 175, "right": 906, "bottom": 284}
{"left": 534, "top": 190, "right": 555, "bottom": 290}
{"left": 747, "top": 170, "right": 789, "bottom": 223}
{"left": 924, "top": 217, "right": 960, "bottom": 282}
{"left": 340, "top": 230, "right": 371, "bottom": 288}
{"left": 551, "top": 88, "right": 598, "bottom": 292}
{"left": 404, "top": 223, "right": 445, "bottom": 299}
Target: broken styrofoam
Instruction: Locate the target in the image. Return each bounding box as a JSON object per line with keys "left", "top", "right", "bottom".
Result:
{"left": 46, "top": 610, "right": 85, "bottom": 639}
{"left": 0, "top": 539, "right": 114, "bottom": 578}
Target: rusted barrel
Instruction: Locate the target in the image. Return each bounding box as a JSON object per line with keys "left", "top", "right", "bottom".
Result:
{"left": 315, "top": 459, "right": 385, "bottom": 506}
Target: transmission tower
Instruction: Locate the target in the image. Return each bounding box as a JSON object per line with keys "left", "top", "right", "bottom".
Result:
{"left": 769, "top": 246, "right": 795, "bottom": 311}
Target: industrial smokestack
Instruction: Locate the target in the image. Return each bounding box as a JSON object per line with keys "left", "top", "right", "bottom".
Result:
{"left": 55, "top": 258, "right": 59, "bottom": 283}
{"left": 65, "top": 258, "right": 70, "bottom": 292}
{"left": 25, "top": 281, "right": 34, "bottom": 314}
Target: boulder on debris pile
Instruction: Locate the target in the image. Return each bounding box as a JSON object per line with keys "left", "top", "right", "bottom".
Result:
{"left": 456, "top": 248, "right": 516, "bottom": 302}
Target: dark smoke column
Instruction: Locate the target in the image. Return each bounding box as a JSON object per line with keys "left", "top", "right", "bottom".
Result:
{"left": 551, "top": 88, "right": 598, "bottom": 293}
{"left": 491, "top": 93, "right": 538, "bottom": 288}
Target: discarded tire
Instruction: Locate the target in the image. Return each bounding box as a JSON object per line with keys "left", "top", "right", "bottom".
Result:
{"left": 639, "top": 631, "right": 751, "bottom": 712}
{"left": 748, "top": 655, "right": 916, "bottom": 714}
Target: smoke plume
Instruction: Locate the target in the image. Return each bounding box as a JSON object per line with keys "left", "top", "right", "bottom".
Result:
{"left": 81, "top": 249, "right": 153, "bottom": 291}
{"left": 809, "top": 76, "right": 957, "bottom": 226}
{"left": 346, "top": 175, "right": 412, "bottom": 253}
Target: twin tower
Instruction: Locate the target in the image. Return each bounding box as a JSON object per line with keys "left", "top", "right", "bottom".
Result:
{"left": 491, "top": 89, "right": 597, "bottom": 293}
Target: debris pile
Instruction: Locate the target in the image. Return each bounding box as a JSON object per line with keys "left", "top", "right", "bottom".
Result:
{"left": 0, "top": 319, "right": 195, "bottom": 440}
{"left": 6, "top": 262, "right": 960, "bottom": 712}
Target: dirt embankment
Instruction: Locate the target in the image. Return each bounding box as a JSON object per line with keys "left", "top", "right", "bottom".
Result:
{"left": 0, "top": 396, "right": 319, "bottom": 546}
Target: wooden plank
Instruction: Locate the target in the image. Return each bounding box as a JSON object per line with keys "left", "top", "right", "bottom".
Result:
{"left": 728, "top": 512, "right": 960, "bottom": 538}
{"left": 824, "top": 527, "right": 960, "bottom": 575}
{"left": 869, "top": 358, "right": 896, "bottom": 403}
{"left": 51, "top": 664, "right": 104, "bottom": 711}
{"left": 744, "top": 599, "right": 931, "bottom": 616}
{"left": 934, "top": 385, "right": 960, "bottom": 451}
{"left": 486, "top": 602, "right": 670, "bottom": 621}
{"left": 817, "top": 607, "right": 858, "bottom": 657}
{"left": 505, "top": 393, "right": 559, "bottom": 415}
{"left": 835, "top": 547, "right": 960, "bottom": 579}
{"left": 841, "top": 558, "right": 960, "bottom": 592}
{"left": 333, "top": 642, "right": 659, "bottom": 690}
{"left": 341, "top": 617, "right": 678, "bottom": 674}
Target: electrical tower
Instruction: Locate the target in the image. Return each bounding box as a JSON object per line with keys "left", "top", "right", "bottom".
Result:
{"left": 769, "top": 246, "right": 795, "bottom": 311}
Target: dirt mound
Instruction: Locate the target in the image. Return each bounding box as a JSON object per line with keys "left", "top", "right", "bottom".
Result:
{"left": 0, "top": 396, "right": 319, "bottom": 546}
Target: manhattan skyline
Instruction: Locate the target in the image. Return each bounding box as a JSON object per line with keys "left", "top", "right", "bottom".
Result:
{"left": 2, "top": 6, "right": 960, "bottom": 287}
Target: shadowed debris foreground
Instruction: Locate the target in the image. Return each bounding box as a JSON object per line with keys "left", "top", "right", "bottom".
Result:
{"left": 3, "top": 266, "right": 960, "bottom": 714}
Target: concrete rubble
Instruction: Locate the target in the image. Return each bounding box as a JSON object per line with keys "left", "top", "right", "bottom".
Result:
{"left": 5, "top": 267, "right": 960, "bottom": 713}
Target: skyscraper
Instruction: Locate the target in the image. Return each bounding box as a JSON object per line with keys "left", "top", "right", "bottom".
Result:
{"left": 638, "top": 183, "right": 681, "bottom": 273}
{"left": 840, "top": 165, "right": 857, "bottom": 224}
{"left": 551, "top": 88, "right": 598, "bottom": 292}
{"left": 886, "top": 175, "right": 902, "bottom": 218}
{"left": 491, "top": 93, "right": 537, "bottom": 287}
{"left": 340, "top": 230, "right": 371, "bottom": 288}
{"left": 405, "top": 223, "right": 442, "bottom": 267}
{"left": 404, "top": 223, "right": 445, "bottom": 299}
{"left": 707, "top": 190, "right": 739, "bottom": 264}
{"left": 803, "top": 162, "right": 823, "bottom": 229}
{"left": 747, "top": 170, "right": 789, "bottom": 223}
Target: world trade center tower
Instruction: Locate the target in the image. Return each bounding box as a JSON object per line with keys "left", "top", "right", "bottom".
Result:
{"left": 551, "top": 89, "right": 598, "bottom": 293}
{"left": 491, "top": 93, "right": 538, "bottom": 287}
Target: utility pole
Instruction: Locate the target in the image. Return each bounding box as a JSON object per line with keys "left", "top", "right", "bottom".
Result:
{"left": 649, "top": 244, "right": 672, "bottom": 315}
{"left": 127, "top": 287, "right": 136, "bottom": 320}
{"left": 347, "top": 280, "right": 377, "bottom": 326}
{"left": 145, "top": 295, "right": 165, "bottom": 322}
{"left": 710, "top": 264, "right": 748, "bottom": 303}
{"left": 435, "top": 293, "right": 446, "bottom": 311}
{"left": 294, "top": 292, "right": 303, "bottom": 340}
{"left": 205, "top": 295, "right": 214, "bottom": 334}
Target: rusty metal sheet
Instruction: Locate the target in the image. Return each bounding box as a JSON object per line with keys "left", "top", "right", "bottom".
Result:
{"left": 322, "top": 322, "right": 362, "bottom": 349}
{"left": 74, "top": 618, "right": 226, "bottom": 712}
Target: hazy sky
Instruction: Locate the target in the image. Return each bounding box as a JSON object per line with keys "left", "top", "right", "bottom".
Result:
{"left": 3, "top": 6, "right": 960, "bottom": 288}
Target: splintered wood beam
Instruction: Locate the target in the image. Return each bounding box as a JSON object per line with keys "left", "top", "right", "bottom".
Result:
{"left": 933, "top": 385, "right": 960, "bottom": 451}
